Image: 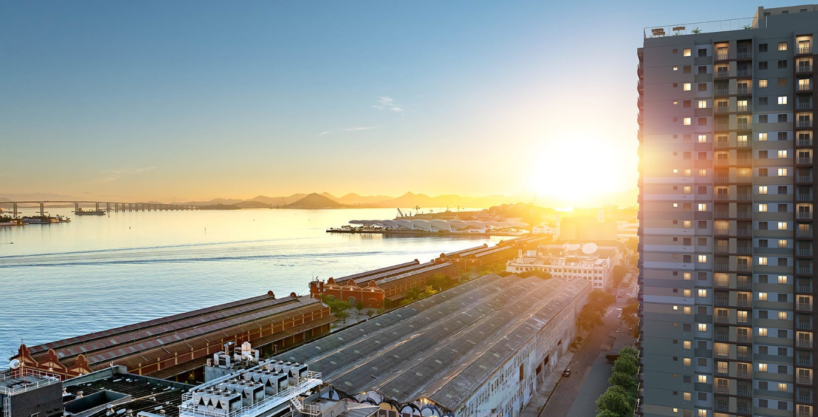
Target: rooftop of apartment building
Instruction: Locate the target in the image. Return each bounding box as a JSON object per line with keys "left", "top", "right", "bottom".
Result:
{"left": 643, "top": 4, "right": 818, "bottom": 39}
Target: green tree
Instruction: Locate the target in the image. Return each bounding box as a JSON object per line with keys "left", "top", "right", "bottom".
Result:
{"left": 356, "top": 301, "right": 364, "bottom": 311}
{"left": 608, "top": 372, "right": 636, "bottom": 390}
{"left": 589, "top": 289, "right": 616, "bottom": 308}
{"left": 596, "top": 385, "right": 631, "bottom": 416}
{"left": 621, "top": 301, "right": 639, "bottom": 328}
{"left": 624, "top": 238, "right": 638, "bottom": 253}
{"left": 613, "top": 355, "right": 638, "bottom": 376}
{"left": 619, "top": 346, "right": 638, "bottom": 359}
{"left": 612, "top": 266, "right": 628, "bottom": 287}
{"left": 335, "top": 310, "right": 349, "bottom": 324}
{"left": 596, "top": 410, "right": 622, "bottom": 417}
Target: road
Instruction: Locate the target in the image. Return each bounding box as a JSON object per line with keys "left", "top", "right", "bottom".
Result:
{"left": 539, "top": 273, "right": 638, "bottom": 417}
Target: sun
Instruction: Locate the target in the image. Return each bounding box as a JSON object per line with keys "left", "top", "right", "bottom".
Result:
{"left": 528, "top": 136, "right": 627, "bottom": 204}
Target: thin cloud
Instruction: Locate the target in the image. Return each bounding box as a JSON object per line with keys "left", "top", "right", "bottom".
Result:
{"left": 318, "top": 127, "right": 376, "bottom": 136}
{"left": 94, "top": 167, "right": 156, "bottom": 183}
{"left": 319, "top": 131, "right": 331, "bottom": 136}
{"left": 373, "top": 96, "right": 403, "bottom": 113}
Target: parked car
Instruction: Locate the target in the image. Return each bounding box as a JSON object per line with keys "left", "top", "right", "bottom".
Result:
{"left": 562, "top": 368, "right": 571, "bottom": 377}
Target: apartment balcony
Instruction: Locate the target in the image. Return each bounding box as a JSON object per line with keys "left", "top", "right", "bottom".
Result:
{"left": 737, "top": 194, "right": 751, "bottom": 201}
{"left": 737, "top": 299, "right": 751, "bottom": 308}
{"left": 716, "top": 123, "right": 730, "bottom": 131}
{"left": 798, "top": 84, "right": 814, "bottom": 92}
{"left": 737, "top": 281, "right": 752, "bottom": 290}
{"left": 715, "top": 175, "right": 729, "bottom": 183}
{"left": 799, "top": 175, "right": 814, "bottom": 183}
{"left": 715, "top": 106, "right": 729, "bottom": 113}
{"left": 715, "top": 228, "right": 729, "bottom": 236}
{"left": 798, "top": 230, "right": 814, "bottom": 238}
{"left": 715, "top": 403, "right": 729, "bottom": 413}
{"left": 799, "top": 283, "right": 814, "bottom": 292}
{"left": 798, "top": 355, "right": 813, "bottom": 365}
{"left": 736, "top": 369, "right": 751, "bottom": 378}
{"left": 715, "top": 331, "right": 729, "bottom": 341}
{"left": 736, "top": 69, "right": 752, "bottom": 77}
{"left": 737, "top": 104, "right": 750, "bottom": 112}
{"left": 715, "top": 263, "right": 729, "bottom": 271}
{"left": 716, "top": 52, "right": 729, "bottom": 61}
{"left": 800, "top": 410, "right": 814, "bottom": 417}
{"left": 737, "top": 405, "right": 752, "bottom": 414}
{"left": 798, "top": 193, "right": 814, "bottom": 202}
{"left": 799, "top": 138, "right": 814, "bottom": 147}
{"left": 715, "top": 385, "right": 729, "bottom": 394}
{"left": 737, "top": 229, "right": 752, "bottom": 236}
{"left": 798, "top": 212, "right": 814, "bottom": 220}
{"left": 798, "top": 120, "right": 814, "bottom": 128}
{"left": 716, "top": 246, "right": 729, "bottom": 254}
{"left": 737, "top": 388, "right": 751, "bottom": 397}
{"left": 716, "top": 88, "right": 730, "bottom": 96}
{"left": 715, "top": 71, "right": 729, "bottom": 79}
{"left": 736, "top": 246, "right": 752, "bottom": 255}
{"left": 799, "top": 248, "right": 813, "bottom": 256}
{"left": 799, "top": 303, "right": 814, "bottom": 312}
{"left": 798, "top": 102, "right": 815, "bottom": 110}
{"left": 736, "top": 175, "right": 752, "bottom": 183}
{"left": 716, "top": 194, "right": 730, "bottom": 201}
{"left": 737, "top": 211, "right": 751, "bottom": 219}
{"left": 737, "top": 51, "right": 752, "bottom": 59}
{"left": 715, "top": 211, "right": 729, "bottom": 218}
{"left": 737, "top": 87, "right": 751, "bottom": 95}
{"left": 800, "top": 157, "right": 814, "bottom": 165}
{"left": 799, "top": 339, "right": 815, "bottom": 349}
{"left": 737, "top": 123, "right": 751, "bottom": 131}
{"left": 799, "top": 321, "right": 814, "bottom": 331}
{"left": 799, "top": 64, "right": 814, "bottom": 73}
{"left": 715, "top": 315, "right": 729, "bottom": 324}
{"left": 799, "top": 266, "right": 814, "bottom": 274}
{"left": 799, "top": 45, "right": 814, "bottom": 55}
{"left": 799, "top": 375, "right": 814, "bottom": 385}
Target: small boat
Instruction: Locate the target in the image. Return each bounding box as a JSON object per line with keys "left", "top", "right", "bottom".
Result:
{"left": 22, "top": 216, "right": 60, "bottom": 224}
{"left": 0, "top": 217, "right": 25, "bottom": 227}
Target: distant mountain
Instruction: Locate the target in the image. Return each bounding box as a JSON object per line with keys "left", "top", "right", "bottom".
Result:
{"left": 336, "top": 193, "right": 393, "bottom": 206}
{"left": 250, "top": 194, "right": 307, "bottom": 205}
{"left": 233, "top": 200, "right": 272, "bottom": 209}
{"left": 182, "top": 198, "right": 244, "bottom": 206}
{"left": 287, "top": 193, "right": 349, "bottom": 209}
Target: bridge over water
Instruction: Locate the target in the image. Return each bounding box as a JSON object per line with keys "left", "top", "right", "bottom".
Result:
{"left": 0, "top": 200, "right": 200, "bottom": 218}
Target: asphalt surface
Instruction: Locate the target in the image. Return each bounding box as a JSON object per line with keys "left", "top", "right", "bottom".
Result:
{"left": 539, "top": 275, "right": 638, "bottom": 417}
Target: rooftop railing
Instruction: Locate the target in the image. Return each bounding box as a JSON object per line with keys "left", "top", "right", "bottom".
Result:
{"left": 645, "top": 17, "right": 757, "bottom": 38}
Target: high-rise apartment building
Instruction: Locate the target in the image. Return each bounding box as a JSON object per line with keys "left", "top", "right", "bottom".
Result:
{"left": 638, "top": 5, "right": 818, "bottom": 417}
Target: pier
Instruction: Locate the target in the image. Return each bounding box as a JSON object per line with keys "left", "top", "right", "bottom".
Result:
{"left": 0, "top": 200, "right": 200, "bottom": 218}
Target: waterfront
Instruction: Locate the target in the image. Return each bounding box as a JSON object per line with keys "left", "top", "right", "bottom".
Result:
{"left": 0, "top": 208, "right": 506, "bottom": 364}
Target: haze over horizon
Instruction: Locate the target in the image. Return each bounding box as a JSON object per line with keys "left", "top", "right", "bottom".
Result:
{"left": 1, "top": 0, "right": 793, "bottom": 204}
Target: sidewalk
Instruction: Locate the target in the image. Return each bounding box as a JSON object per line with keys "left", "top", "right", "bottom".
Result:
{"left": 519, "top": 339, "right": 583, "bottom": 417}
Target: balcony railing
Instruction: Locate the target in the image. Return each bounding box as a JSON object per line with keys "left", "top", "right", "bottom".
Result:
{"left": 798, "top": 230, "right": 814, "bottom": 238}
{"left": 715, "top": 299, "right": 729, "bottom": 307}
{"left": 798, "top": 193, "right": 814, "bottom": 202}
{"left": 716, "top": 123, "right": 730, "bottom": 130}
{"left": 798, "top": 102, "right": 814, "bottom": 110}
{"left": 716, "top": 88, "right": 729, "bottom": 95}
{"left": 737, "top": 194, "right": 751, "bottom": 201}
{"left": 737, "top": 123, "right": 750, "bottom": 130}
{"left": 716, "top": 52, "right": 729, "bottom": 60}
{"left": 715, "top": 332, "right": 729, "bottom": 341}
{"left": 715, "top": 228, "right": 729, "bottom": 235}
{"left": 737, "top": 105, "right": 749, "bottom": 112}
{"left": 715, "top": 279, "right": 729, "bottom": 288}
{"left": 799, "top": 120, "right": 814, "bottom": 128}
{"left": 737, "top": 211, "right": 751, "bottom": 219}
{"left": 799, "top": 45, "right": 813, "bottom": 55}
{"left": 798, "top": 355, "right": 813, "bottom": 365}
{"left": 798, "top": 376, "right": 814, "bottom": 385}
{"left": 737, "top": 299, "right": 751, "bottom": 308}
{"left": 798, "top": 248, "right": 813, "bottom": 256}
{"left": 736, "top": 369, "right": 751, "bottom": 378}
{"left": 799, "top": 284, "right": 813, "bottom": 292}
{"left": 736, "top": 264, "right": 752, "bottom": 272}
{"left": 736, "top": 69, "right": 751, "bottom": 77}
{"left": 798, "top": 212, "right": 814, "bottom": 220}
{"left": 799, "top": 175, "right": 814, "bottom": 182}
{"left": 737, "top": 388, "right": 751, "bottom": 397}
{"left": 716, "top": 246, "right": 729, "bottom": 253}
{"left": 798, "top": 65, "right": 814, "bottom": 73}
{"left": 736, "top": 175, "right": 752, "bottom": 183}
{"left": 737, "top": 247, "right": 752, "bottom": 255}
{"left": 715, "top": 176, "right": 729, "bottom": 183}
{"left": 798, "top": 84, "right": 813, "bottom": 92}
{"left": 715, "top": 71, "right": 729, "bottom": 79}
{"left": 799, "top": 266, "right": 814, "bottom": 274}
{"left": 715, "top": 315, "right": 729, "bottom": 324}
{"left": 737, "top": 406, "right": 751, "bottom": 414}
{"left": 799, "top": 139, "right": 814, "bottom": 147}
{"left": 715, "top": 263, "right": 729, "bottom": 271}
{"left": 715, "top": 211, "right": 729, "bottom": 218}
{"left": 799, "top": 339, "right": 814, "bottom": 348}
{"left": 716, "top": 194, "right": 730, "bottom": 200}
{"left": 715, "top": 385, "right": 729, "bottom": 393}
{"left": 737, "top": 281, "right": 752, "bottom": 290}
{"left": 799, "top": 303, "right": 814, "bottom": 312}
{"left": 800, "top": 157, "right": 814, "bottom": 164}
{"left": 715, "top": 403, "right": 729, "bottom": 412}
{"left": 737, "top": 229, "right": 751, "bottom": 236}
{"left": 798, "top": 394, "right": 813, "bottom": 404}
{"left": 737, "top": 87, "right": 750, "bottom": 95}
{"left": 737, "top": 51, "right": 751, "bottom": 59}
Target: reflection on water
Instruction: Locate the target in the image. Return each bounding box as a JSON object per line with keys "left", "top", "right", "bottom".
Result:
{"left": 0, "top": 208, "right": 505, "bottom": 362}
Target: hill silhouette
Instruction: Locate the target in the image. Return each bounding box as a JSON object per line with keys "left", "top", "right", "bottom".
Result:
{"left": 286, "top": 193, "right": 349, "bottom": 209}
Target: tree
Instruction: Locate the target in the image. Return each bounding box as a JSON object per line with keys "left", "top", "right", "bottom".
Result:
{"left": 356, "top": 301, "right": 364, "bottom": 312}
{"left": 621, "top": 301, "right": 639, "bottom": 328}
{"left": 608, "top": 372, "right": 636, "bottom": 390}
{"left": 579, "top": 305, "right": 604, "bottom": 330}
{"left": 335, "top": 310, "right": 349, "bottom": 324}
{"left": 613, "top": 355, "right": 638, "bottom": 376}
{"left": 589, "top": 290, "right": 616, "bottom": 308}
{"left": 596, "top": 410, "right": 622, "bottom": 417}
{"left": 427, "top": 273, "right": 454, "bottom": 291}
{"left": 596, "top": 385, "right": 631, "bottom": 416}
{"left": 612, "top": 266, "right": 628, "bottom": 287}
{"left": 619, "top": 346, "right": 638, "bottom": 359}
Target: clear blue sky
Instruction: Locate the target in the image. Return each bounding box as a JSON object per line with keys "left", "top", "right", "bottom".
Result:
{"left": 0, "top": 0, "right": 796, "bottom": 202}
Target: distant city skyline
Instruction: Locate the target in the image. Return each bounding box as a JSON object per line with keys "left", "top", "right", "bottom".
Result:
{"left": 1, "top": 0, "right": 798, "bottom": 203}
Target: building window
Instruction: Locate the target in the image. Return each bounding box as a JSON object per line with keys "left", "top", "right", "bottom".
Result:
{"left": 778, "top": 114, "right": 787, "bottom": 122}
{"left": 760, "top": 115, "right": 769, "bottom": 123}
{"left": 760, "top": 43, "right": 768, "bottom": 52}
{"left": 697, "top": 134, "right": 707, "bottom": 143}
{"left": 698, "top": 375, "right": 707, "bottom": 383}
{"left": 760, "top": 61, "right": 768, "bottom": 70}
{"left": 698, "top": 288, "right": 707, "bottom": 297}
{"left": 779, "top": 60, "right": 788, "bottom": 69}
{"left": 759, "top": 203, "right": 768, "bottom": 212}
{"left": 759, "top": 79, "right": 768, "bottom": 88}
{"left": 779, "top": 168, "right": 788, "bottom": 176}
{"left": 683, "top": 83, "right": 692, "bottom": 91}
{"left": 779, "top": 150, "right": 788, "bottom": 158}
{"left": 698, "top": 203, "right": 707, "bottom": 211}
{"left": 778, "top": 275, "right": 788, "bottom": 284}
{"left": 760, "top": 97, "right": 768, "bottom": 105}
{"left": 779, "top": 96, "right": 788, "bottom": 105}
{"left": 698, "top": 100, "right": 707, "bottom": 109}
{"left": 779, "top": 42, "right": 788, "bottom": 51}
{"left": 779, "top": 311, "right": 788, "bottom": 320}
{"left": 759, "top": 257, "right": 768, "bottom": 265}
{"left": 684, "top": 48, "right": 691, "bottom": 57}
{"left": 673, "top": 66, "right": 678, "bottom": 71}
{"left": 778, "top": 222, "right": 788, "bottom": 231}
{"left": 778, "top": 78, "right": 788, "bottom": 86}
{"left": 759, "top": 132, "right": 768, "bottom": 141}
{"left": 698, "top": 323, "right": 707, "bottom": 332}
{"left": 759, "top": 292, "right": 768, "bottom": 301}
{"left": 759, "top": 186, "right": 768, "bottom": 194}
{"left": 683, "top": 117, "right": 692, "bottom": 125}
{"left": 778, "top": 240, "right": 788, "bottom": 248}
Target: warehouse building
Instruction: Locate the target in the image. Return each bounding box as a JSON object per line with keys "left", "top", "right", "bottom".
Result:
{"left": 281, "top": 273, "right": 591, "bottom": 417}
{"left": 10, "top": 292, "right": 333, "bottom": 381}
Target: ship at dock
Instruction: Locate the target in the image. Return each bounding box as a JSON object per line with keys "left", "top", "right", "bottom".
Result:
{"left": 75, "top": 208, "right": 106, "bottom": 216}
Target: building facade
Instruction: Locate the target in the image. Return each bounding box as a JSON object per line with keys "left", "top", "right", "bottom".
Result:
{"left": 639, "top": 5, "right": 818, "bottom": 417}
{"left": 505, "top": 243, "right": 620, "bottom": 289}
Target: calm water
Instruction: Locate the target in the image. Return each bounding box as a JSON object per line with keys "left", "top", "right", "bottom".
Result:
{"left": 0, "top": 208, "right": 505, "bottom": 365}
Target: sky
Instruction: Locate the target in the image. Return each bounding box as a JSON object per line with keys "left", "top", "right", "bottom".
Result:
{"left": 0, "top": 0, "right": 797, "bottom": 203}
